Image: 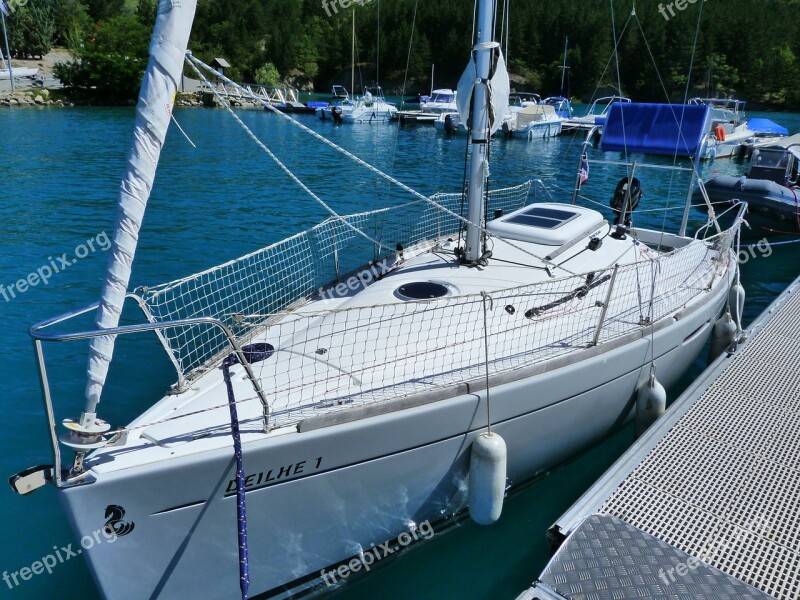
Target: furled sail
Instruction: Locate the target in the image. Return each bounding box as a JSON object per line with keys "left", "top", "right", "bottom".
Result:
{"left": 456, "top": 44, "right": 510, "bottom": 135}
{"left": 83, "top": 0, "right": 197, "bottom": 422}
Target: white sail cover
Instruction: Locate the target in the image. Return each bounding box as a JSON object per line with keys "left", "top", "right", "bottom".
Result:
{"left": 84, "top": 0, "right": 197, "bottom": 414}
{"left": 456, "top": 46, "right": 510, "bottom": 135}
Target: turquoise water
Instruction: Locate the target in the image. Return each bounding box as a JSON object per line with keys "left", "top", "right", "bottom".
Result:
{"left": 2, "top": 107, "right": 799, "bottom": 599}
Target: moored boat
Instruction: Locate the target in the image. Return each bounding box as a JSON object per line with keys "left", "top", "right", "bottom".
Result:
{"left": 10, "top": 3, "right": 744, "bottom": 600}
{"left": 562, "top": 95, "right": 631, "bottom": 133}
{"left": 690, "top": 97, "right": 789, "bottom": 160}
{"left": 694, "top": 144, "right": 800, "bottom": 233}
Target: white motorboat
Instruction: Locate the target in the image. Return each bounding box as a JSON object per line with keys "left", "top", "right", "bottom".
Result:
{"left": 398, "top": 88, "right": 457, "bottom": 125}
{"left": 420, "top": 88, "right": 457, "bottom": 113}
{"left": 11, "top": 2, "right": 744, "bottom": 600}
{"left": 543, "top": 95, "right": 574, "bottom": 119}
{"left": 562, "top": 95, "right": 632, "bottom": 133}
{"left": 340, "top": 86, "right": 397, "bottom": 123}
{"left": 502, "top": 103, "right": 565, "bottom": 139}
{"left": 689, "top": 97, "right": 789, "bottom": 160}
{"left": 315, "top": 85, "right": 352, "bottom": 121}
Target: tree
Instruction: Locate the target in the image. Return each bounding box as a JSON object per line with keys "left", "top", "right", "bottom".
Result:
{"left": 7, "top": 0, "right": 56, "bottom": 59}
{"left": 54, "top": 14, "right": 151, "bottom": 104}
{"left": 254, "top": 62, "right": 280, "bottom": 86}
{"left": 52, "top": 0, "right": 92, "bottom": 47}
{"left": 84, "top": 0, "right": 125, "bottom": 22}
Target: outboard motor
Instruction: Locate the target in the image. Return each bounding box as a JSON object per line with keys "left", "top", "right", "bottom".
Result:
{"left": 502, "top": 121, "right": 513, "bottom": 139}
{"left": 610, "top": 176, "right": 642, "bottom": 227}
{"left": 444, "top": 114, "right": 459, "bottom": 135}
{"left": 332, "top": 106, "right": 343, "bottom": 124}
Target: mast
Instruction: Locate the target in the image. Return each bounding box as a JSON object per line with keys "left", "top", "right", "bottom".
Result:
{"left": 464, "top": 0, "right": 496, "bottom": 264}
{"left": 76, "top": 0, "right": 197, "bottom": 455}
{"left": 430, "top": 64, "right": 434, "bottom": 94}
{"left": 559, "top": 36, "right": 569, "bottom": 96}
{"left": 0, "top": 6, "right": 13, "bottom": 92}
{"left": 376, "top": 0, "right": 380, "bottom": 87}
{"left": 351, "top": 10, "right": 355, "bottom": 95}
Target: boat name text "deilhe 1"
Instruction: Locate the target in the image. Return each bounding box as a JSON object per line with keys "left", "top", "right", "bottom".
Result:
{"left": 225, "top": 456, "right": 323, "bottom": 494}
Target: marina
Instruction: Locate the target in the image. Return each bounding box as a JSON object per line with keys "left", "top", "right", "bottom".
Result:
{"left": 2, "top": 96, "right": 800, "bottom": 600}
{"left": 519, "top": 271, "right": 800, "bottom": 600}
{"left": 2, "top": 1, "right": 800, "bottom": 599}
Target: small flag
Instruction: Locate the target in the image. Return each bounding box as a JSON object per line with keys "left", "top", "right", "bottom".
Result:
{"left": 579, "top": 152, "right": 589, "bottom": 187}
{"left": 0, "top": 1, "right": 9, "bottom": 17}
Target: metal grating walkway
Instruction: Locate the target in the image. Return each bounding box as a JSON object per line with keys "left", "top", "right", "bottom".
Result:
{"left": 521, "top": 276, "right": 800, "bottom": 600}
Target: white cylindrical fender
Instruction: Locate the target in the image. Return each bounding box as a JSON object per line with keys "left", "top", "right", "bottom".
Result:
{"left": 709, "top": 310, "right": 737, "bottom": 363}
{"left": 729, "top": 282, "right": 746, "bottom": 331}
{"left": 468, "top": 432, "right": 507, "bottom": 525}
{"left": 635, "top": 374, "right": 667, "bottom": 438}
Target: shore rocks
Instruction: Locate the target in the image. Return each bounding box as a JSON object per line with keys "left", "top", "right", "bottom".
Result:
{"left": 0, "top": 90, "right": 57, "bottom": 107}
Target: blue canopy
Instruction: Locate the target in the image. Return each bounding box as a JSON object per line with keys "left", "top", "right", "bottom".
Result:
{"left": 748, "top": 118, "right": 789, "bottom": 136}
{"left": 600, "top": 102, "right": 711, "bottom": 157}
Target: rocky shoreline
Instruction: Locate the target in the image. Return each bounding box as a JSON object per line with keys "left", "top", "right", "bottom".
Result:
{"left": 0, "top": 89, "right": 70, "bottom": 108}
{"left": 0, "top": 90, "right": 257, "bottom": 109}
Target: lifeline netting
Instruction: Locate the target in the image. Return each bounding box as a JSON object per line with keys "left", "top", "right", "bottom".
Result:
{"left": 243, "top": 227, "right": 736, "bottom": 428}
{"left": 136, "top": 182, "right": 532, "bottom": 384}
{"left": 133, "top": 185, "right": 738, "bottom": 427}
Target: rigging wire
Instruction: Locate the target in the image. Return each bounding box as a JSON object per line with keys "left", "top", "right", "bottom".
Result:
{"left": 609, "top": 0, "right": 630, "bottom": 176}
{"left": 185, "top": 58, "right": 393, "bottom": 254}
{"left": 398, "top": 0, "right": 419, "bottom": 110}
{"left": 187, "top": 54, "right": 572, "bottom": 274}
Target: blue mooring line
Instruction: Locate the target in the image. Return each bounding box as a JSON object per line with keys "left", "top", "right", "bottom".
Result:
{"left": 221, "top": 343, "right": 275, "bottom": 600}
{"left": 222, "top": 357, "right": 250, "bottom": 599}
{"left": 744, "top": 237, "right": 800, "bottom": 249}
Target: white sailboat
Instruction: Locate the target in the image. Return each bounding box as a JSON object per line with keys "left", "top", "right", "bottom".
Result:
{"left": 0, "top": 66, "right": 38, "bottom": 79}
{"left": 12, "top": 1, "right": 745, "bottom": 599}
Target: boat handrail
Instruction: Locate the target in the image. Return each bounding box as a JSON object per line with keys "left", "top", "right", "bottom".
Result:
{"left": 29, "top": 299, "right": 273, "bottom": 486}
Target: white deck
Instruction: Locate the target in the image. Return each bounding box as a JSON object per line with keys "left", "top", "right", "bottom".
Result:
{"left": 85, "top": 215, "right": 732, "bottom": 478}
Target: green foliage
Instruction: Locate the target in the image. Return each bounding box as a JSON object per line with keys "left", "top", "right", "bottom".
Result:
{"left": 54, "top": 14, "right": 150, "bottom": 103}
{"left": 242, "top": 0, "right": 795, "bottom": 109}
{"left": 254, "top": 62, "right": 281, "bottom": 86}
{"left": 44, "top": 0, "right": 800, "bottom": 109}
{"left": 6, "top": 0, "right": 56, "bottom": 58}
{"left": 52, "top": 0, "right": 93, "bottom": 48}
{"left": 84, "top": 0, "right": 125, "bottom": 21}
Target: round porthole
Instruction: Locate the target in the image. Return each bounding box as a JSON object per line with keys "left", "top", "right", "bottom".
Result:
{"left": 395, "top": 281, "right": 451, "bottom": 301}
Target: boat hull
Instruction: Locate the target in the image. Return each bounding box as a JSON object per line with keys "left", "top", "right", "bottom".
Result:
{"left": 0, "top": 67, "right": 39, "bottom": 79}
{"left": 57, "top": 276, "right": 729, "bottom": 599}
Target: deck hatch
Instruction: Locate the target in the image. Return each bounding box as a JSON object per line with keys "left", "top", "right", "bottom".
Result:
{"left": 395, "top": 281, "right": 450, "bottom": 301}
